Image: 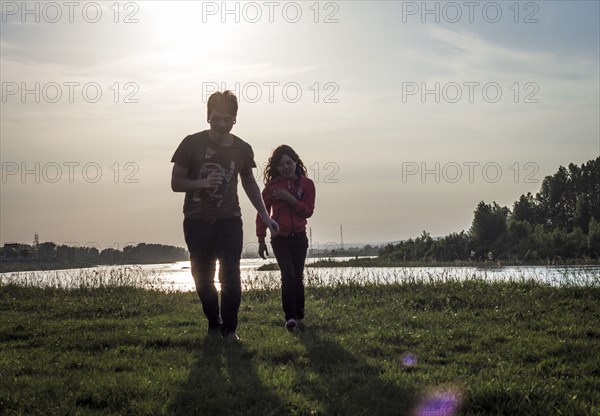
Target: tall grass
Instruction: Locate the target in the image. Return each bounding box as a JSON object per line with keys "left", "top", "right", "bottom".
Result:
{"left": 0, "top": 266, "right": 162, "bottom": 290}
{"left": 2, "top": 264, "right": 599, "bottom": 293}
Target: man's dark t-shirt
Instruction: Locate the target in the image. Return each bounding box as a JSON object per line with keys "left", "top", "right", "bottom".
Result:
{"left": 171, "top": 131, "right": 256, "bottom": 220}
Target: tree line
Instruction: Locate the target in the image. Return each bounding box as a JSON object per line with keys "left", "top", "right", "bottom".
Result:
{"left": 0, "top": 242, "right": 189, "bottom": 266}
{"left": 380, "top": 157, "right": 600, "bottom": 263}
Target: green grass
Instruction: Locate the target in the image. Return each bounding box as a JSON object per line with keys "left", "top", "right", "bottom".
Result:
{"left": 1, "top": 278, "right": 599, "bottom": 415}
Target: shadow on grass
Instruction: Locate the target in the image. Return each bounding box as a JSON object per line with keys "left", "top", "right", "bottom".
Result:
{"left": 297, "top": 330, "right": 419, "bottom": 415}
{"left": 169, "top": 336, "right": 282, "bottom": 416}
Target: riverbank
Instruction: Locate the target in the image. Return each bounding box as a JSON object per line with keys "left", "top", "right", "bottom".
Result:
{"left": 1, "top": 279, "right": 598, "bottom": 415}
{"left": 258, "top": 257, "right": 600, "bottom": 270}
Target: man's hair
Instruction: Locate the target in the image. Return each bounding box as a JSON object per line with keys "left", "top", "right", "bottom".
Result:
{"left": 207, "top": 90, "right": 238, "bottom": 119}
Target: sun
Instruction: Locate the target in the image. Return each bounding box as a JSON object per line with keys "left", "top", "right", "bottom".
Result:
{"left": 142, "top": 2, "right": 254, "bottom": 58}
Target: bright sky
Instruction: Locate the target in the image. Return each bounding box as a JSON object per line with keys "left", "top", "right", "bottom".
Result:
{"left": 1, "top": 1, "right": 599, "bottom": 252}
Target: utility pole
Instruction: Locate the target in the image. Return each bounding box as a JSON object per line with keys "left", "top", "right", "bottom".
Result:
{"left": 340, "top": 224, "right": 344, "bottom": 251}
{"left": 33, "top": 232, "right": 39, "bottom": 260}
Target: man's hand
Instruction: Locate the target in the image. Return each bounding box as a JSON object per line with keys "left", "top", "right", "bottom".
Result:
{"left": 258, "top": 241, "right": 269, "bottom": 259}
{"left": 264, "top": 217, "right": 279, "bottom": 236}
{"left": 201, "top": 171, "right": 223, "bottom": 191}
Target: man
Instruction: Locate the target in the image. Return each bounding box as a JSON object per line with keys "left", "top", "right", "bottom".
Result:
{"left": 171, "top": 90, "right": 278, "bottom": 343}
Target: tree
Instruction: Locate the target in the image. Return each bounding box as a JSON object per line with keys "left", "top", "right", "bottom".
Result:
{"left": 535, "top": 158, "right": 600, "bottom": 232}
{"left": 582, "top": 158, "right": 600, "bottom": 222}
{"left": 531, "top": 225, "right": 551, "bottom": 259}
{"left": 38, "top": 242, "right": 57, "bottom": 262}
{"left": 574, "top": 193, "right": 591, "bottom": 233}
{"left": 414, "top": 231, "right": 434, "bottom": 260}
{"left": 429, "top": 231, "right": 470, "bottom": 261}
{"left": 536, "top": 166, "right": 571, "bottom": 230}
{"left": 589, "top": 218, "right": 600, "bottom": 258}
{"left": 512, "top": 192, "right": 541, "bottom": 225}
{"left": 507, "top": 219, "right": 533, "bottom": 258}
{"left": 469, "top": 201, "right": 509, "bottom": 258}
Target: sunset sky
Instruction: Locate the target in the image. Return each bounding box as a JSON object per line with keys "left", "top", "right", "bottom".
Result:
{"left": 1, "top": 1, "right": 599, "bottom": 251}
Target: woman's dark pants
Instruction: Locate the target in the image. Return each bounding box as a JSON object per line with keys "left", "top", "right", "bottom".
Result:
{"left": 271, "top": 232, "right": 308, "bottom": 321}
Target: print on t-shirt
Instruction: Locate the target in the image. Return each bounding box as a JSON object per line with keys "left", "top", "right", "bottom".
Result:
{"left": 192, "top": 146, "right": 235, "bottom": 208}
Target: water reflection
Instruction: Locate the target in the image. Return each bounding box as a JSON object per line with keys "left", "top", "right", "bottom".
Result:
{"left": 1, "top": 259, "right": 599, "bottom": 291}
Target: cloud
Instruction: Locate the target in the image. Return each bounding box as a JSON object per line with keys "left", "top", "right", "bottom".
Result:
{"left": 422, "top": 25, "right": 597, "bottom": 81}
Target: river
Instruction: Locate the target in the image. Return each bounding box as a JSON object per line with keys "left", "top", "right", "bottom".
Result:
{"left": 1, "top": 257, "right": 598, "bottom": 291}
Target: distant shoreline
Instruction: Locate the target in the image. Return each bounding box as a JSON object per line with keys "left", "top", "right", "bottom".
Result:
{"left": 259, "top": 257, "right": 600, "bottom": 270}
{"left": 0, "top": 259, "right": 188, "bottom": 274}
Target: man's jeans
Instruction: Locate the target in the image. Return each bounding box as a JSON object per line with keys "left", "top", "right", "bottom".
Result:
{"left": 271, "top": 232, "right": 308, "bottom": 321}
{"left": 183, "top": 217, "right": 243, "bottom": 334}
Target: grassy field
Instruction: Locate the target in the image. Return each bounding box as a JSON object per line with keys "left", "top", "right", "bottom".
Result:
{"left": 1, "top": 275, "right": 599, "bottom": 415}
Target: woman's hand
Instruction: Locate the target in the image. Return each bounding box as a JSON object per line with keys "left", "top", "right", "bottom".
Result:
{"left": 272, "top": 188, "right": 295, "bottom": 204}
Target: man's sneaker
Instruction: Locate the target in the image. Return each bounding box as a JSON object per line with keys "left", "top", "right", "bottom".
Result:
{"left": 285, "top": 319, "right": 297, "bottom": 332}
{"left": 296, "top": 319, "right": 305, "bottom": 331}
{"left": 224, "top": 331, "right": 240, "bottom": 344}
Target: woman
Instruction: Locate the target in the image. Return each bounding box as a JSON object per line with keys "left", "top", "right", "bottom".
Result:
{"left": 257, "top": 145, "right": 316, "bottom": 332}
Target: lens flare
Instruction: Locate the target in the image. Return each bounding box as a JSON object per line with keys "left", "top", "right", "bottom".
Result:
{"left": 413, "top": 388, "right": 462, "bottom": 416}
{"left": 401, "top": 352, "right": 418, "bottom": 368}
